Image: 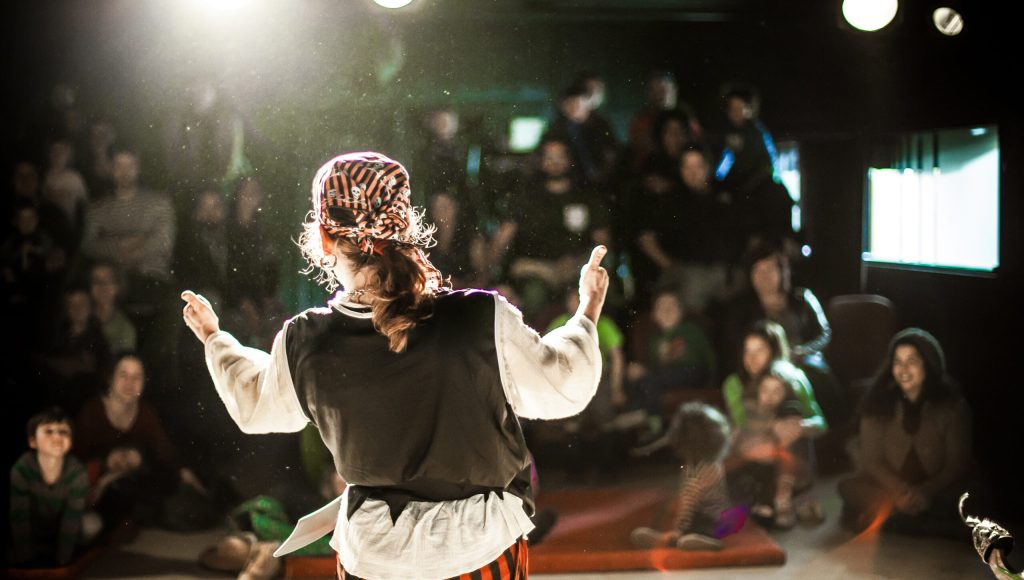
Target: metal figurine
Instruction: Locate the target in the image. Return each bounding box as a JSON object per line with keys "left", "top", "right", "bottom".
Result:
{"left": 959, "top": 492, "right": 1021, "bottom": 579}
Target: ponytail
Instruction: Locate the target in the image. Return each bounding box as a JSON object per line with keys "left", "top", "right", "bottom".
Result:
{"left": 334, "top": 238, "right": 437, "bottom": 353}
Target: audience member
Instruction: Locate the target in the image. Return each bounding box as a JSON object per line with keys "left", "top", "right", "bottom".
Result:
{"left": 507, "top": 138, "right": 610, "bottom": 320}
{"left": 9, "top": 407, "right": 95, "bottom": 568}
{"left": 713, "top": 83, "right": 792, "bottom": 242}
{"left": 3, "top": 202, "right": 66, "bottom": 310}
{"left": 174, "top": 189, "right": 229, "bottom": 307}
{"left": 82, "top": 121, "right": 117, "bottom": 197}
{"left": 80, "top": 147, "right": 176, "bottom": 293}
{"left": 546, "top": 285, "right": 626, "bottom": 477}
{"left": 225, "top": 177, "right": 280, "bottom": 303}
{"left": 631, "top": 403, "right": 742, "bottom": 551}
{"left": 88, "top": 262, "right": 138, "bottom": 355}
{"left": 729, "top": 363, "right": 825, "bottom": 528}
{"left": 42, "top": 139, "right": 88, "bottom": 238}
{"left": 639, "top": 110, "right": 691, "bottom": 195}
{"left": 544, "top": 83, "right": 619, "bottom": 186}
{"left": 627, "top": 70, "right": 703, "bottom": 171}
{"left": 838, "top": 328, "right": 971, "bottom": 537}
{"left": 720, "top": 321, "right": 826, "bottom": 527}
{"left": 34, "top": 287, "right": 111, "bottom": 415}
{"left": 628, "top": 288, "right": 716, "bottom": 438}
{"left": 630, "top": 146, "right": 733, "bottom": 310}
{"left": 9, "top": 160, "right": 75, "bottom": 253}
{"left": 75, "top": 353, "right": 206, "bottom": 530}
{"left": 722, "top": 241, "right": 846, "bottom": 422}
{"left": 715, "top": 82, "right": 776, "bottom": 194}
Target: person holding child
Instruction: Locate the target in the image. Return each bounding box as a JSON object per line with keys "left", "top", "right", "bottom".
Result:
{"left": 9, "top": 407, "right": 95, "bottom": 567}
{"left": 721, "top": 321, "right": 826, "bottom": 527}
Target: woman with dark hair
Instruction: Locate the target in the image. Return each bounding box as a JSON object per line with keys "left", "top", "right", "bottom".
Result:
{"left": 721, "top": 320, "right": 826, "bottom": 436}
{"left": 720, "top": 321, "right": 826, "bottom": 527}
{"left": 181, "top": 152, "right": 609, "bottom": 579}
{"left": 838, "top": 328, "right": 972, "bottom": 536}
{"left": 722, "top": 241, "right": 846, "bottom": 423}
{"left": 75, "top": 352, "right": 205, "bottom": 528}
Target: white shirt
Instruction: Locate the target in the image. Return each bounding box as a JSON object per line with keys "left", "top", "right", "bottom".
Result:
{"left": 204, "top": 291, "right": 601, "bottom": 578}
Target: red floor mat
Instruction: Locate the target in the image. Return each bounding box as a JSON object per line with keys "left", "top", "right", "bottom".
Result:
{"left": 284, "top": 486, "right": 786, "bottom": 577}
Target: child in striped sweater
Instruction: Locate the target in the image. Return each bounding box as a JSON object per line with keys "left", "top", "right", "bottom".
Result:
{"left": 631, "top": 402, "right": 742, "bottom": 551}
{"left": 9, "top": 407, "right": 91, "bottom": 567}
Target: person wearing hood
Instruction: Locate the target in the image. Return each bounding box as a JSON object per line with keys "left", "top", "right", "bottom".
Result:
{"left": 838, "top": 328, "right": 972, "bottom": 537}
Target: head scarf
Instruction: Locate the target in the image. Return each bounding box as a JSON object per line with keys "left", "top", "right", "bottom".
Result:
{"left": 312, "top": 152, "right": 443, "bottom": 292}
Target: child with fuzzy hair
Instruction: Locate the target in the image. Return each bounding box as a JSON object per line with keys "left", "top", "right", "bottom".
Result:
{"left": 631, "top": 402, "right": 742, "bottom": 551}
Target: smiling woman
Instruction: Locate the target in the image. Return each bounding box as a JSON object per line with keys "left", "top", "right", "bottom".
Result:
{"left": 838, "top": 328, "right": 973, "bottom": 536}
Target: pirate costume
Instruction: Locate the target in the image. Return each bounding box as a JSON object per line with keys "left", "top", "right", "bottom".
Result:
{"left": 202, "top": 153, "right": 601, "bottom": 579}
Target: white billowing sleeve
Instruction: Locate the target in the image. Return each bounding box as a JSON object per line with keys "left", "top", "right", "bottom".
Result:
{"left": 493, "top": 294, "right": 602, "bottom": 420}
{"left": 203, "top": 326, "right": 310, "bottom": 434}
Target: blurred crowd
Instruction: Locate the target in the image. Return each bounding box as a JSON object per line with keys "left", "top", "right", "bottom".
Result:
{"left": 3, "top": 71, "right": 977, "bottom": 573}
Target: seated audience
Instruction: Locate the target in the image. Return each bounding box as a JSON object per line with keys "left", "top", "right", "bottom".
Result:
{"left": 9, "top": 160, "right": 75, "bottom": 253}
{"left": 88, "top": 262, "right": 137, "bottom": 355}
{"left": 174, "top": 189, "right": 229, "bottom": 307}
{"left": 721, "top": 321, "right": 827, "bottom": 527}
{"left": 42, "top": 139, "right": 88, "bottom": 239}
{"left": 3, "top": 202, "right": 66, "bottom": 310}
{"left": 627, "top": 70, "right": 703, "bottom": 172}
{"left": 713, "top": 83, "right": 792, "bottom": 244}
{"left": 75, "top": 353, "right": 206, "bottom": 530}
{"left": 628, "top": 288, "right": 716, "bottom": 437}
{"left": 631, "top": 403, "right": 741, "bottom": 551}
{"left": 544, "top": 82, "right": 619, "bottom": 186}
{"left": 225, "top": 177, "right": 280, "bottom": 304}
{"left": 723, "top": 241, "right": 846, "bottom": 423}
{"left": 731, "top": 366, "right": 823, "bottom": 528}
{"left": 507, "top": 138, "right": 610, "bottom": 320}
{"left": 838, "top": 328, "right": 972, "bottom": 537}
{"left": 630, "top": 146, "right": 734, "bottom": 311}
{"left": 9, "top": 407, "right": 95, "bottom": 567}
{"left": 80, "top": 147, "right": 176, "bottom": 308}
{"left": 34, "top": 287, "right": 111, "bottom": 415}
{"left": 546, "top": 285, "right": 626, "bottom": 477}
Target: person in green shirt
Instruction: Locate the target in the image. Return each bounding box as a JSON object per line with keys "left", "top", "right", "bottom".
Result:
{"left": 547, "top": 286, "right": 625, "bottom": 477}
{"left": 720, "top": 320, "right": 827, "bottom": 527}
{"left": 628, "top": 288, "right": 716, "bottom": 435}
{"left": 720, "top": 320, "right": 825, "bottom": 435}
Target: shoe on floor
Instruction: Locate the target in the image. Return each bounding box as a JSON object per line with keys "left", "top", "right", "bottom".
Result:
{"left": 676, "top": 533, "right": 724, "bottom": 551}
{"left": 773, "top": 499, "right": 796, "bottom": 530}
{"left": 631, "top": 527, "right": 665, "bottom": 549}
{"left": 796, "top": 499, "right": 825, "bottom": 526}
{"left": 200, "top": 532, "right": 257, "bottom": 573}
{"left": 237, "top": 540, "right": 281, "bottom": 580}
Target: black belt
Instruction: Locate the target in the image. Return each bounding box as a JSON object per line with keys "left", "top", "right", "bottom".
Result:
{"left": 347, "top": 484, "right": 519, "bottom": 523}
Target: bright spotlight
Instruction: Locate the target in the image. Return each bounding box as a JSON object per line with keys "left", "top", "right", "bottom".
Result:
{"left": 842, "top": 0, "right": 899, "bottom": 32}
{"left": 933, "top": 7, "right": 964, "bottom": 36}
{"left": 373, "top": 0, "right": 414, "bottom": 8}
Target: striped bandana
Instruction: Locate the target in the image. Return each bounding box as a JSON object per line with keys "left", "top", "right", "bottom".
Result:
{"left": 313, "top": 152, "right": 443, "bottom": 292}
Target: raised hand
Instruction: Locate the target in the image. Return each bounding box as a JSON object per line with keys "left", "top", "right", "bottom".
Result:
{"left": 578, "top": 245, "right": 610, "bottom": 323}
{"left": 181, "top": 290, "right": 220, "bottom": 343}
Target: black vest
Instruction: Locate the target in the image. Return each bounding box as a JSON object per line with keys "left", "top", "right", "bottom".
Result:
{"left": 285, "top": 289, "right": 533, "bottom": 520}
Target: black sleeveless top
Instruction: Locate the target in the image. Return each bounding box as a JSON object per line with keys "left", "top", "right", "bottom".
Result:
{"left": 285, "top": 289, "right": 533, "bottom": 520}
